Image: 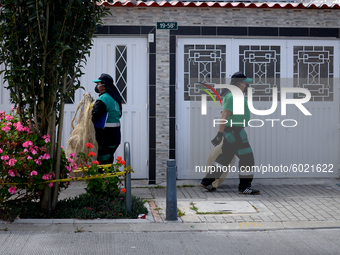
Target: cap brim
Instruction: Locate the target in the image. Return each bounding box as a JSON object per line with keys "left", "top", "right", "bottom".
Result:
{"left": 93, "top": 79, "right": 102, "bottom": 83}
{"left": 243, "top": 78, "right": 253, "bottom": 83}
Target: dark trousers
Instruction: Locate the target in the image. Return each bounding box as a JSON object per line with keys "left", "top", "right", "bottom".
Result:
{"left": 95, "top": 126, "right": 121, "bottom": 165}
{"left": 202, "top": 126, "right": 254, "bottom": 190}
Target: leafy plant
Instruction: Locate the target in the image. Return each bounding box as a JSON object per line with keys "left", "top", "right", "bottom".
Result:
{"left": 0, "top": 0, "right": 110, "bottom": 212}
{"left": 177, "top": 208, "right": 185, "bottom": 217}
{"left": 76, "top": 143, "right": 126, "bottom": 198}
{"left": 190, "top": 202, "right": 198, "bottom": 212}
{"left": 74, "top": 227, "right": 84, "bottom": 233}
{"left": 0, "top": 193, "right": 148, "bottom": 221}
{"left": 0, "top": 109, "right": 73, "bottom": 203}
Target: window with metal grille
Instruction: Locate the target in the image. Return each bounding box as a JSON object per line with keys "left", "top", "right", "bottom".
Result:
{"left": 115, "top": 45, "right": 127, "bottom": 104}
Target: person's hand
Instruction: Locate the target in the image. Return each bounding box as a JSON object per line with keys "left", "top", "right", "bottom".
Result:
{"left": 211, "top": 131, "right": 224, "bottom": 146}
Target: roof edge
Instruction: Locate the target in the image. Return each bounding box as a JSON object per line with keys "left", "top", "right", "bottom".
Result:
{"left": 97, "top": 1, "right": 340, "bottom": 9}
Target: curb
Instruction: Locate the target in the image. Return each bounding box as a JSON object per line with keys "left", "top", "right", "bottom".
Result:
{"left": 2, "top": 221, "right": 340, "bottom": 233}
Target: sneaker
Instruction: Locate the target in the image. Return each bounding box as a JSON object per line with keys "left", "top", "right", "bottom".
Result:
{"left": 200, "top": 183, "right": 216, "bottom": 192}
{"left": 238, "top": 187, "right": 260, "bottom": 195}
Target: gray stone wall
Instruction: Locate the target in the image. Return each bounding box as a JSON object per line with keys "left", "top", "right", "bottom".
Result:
{"left": 104, "top": 7, "right": 340, "bottom": 27}
{"left": 155, "top": 29, "right": 170, "bottom": 182}
{"left": 104, "top": 7, "right": 340, "bottom": 183}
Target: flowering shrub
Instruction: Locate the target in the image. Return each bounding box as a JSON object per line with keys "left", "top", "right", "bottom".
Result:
{"left": 0, "top": 109, "right": 72, "bottom": 202}
{"left": 76, "top": 143, "right": 125, "bottom": 198}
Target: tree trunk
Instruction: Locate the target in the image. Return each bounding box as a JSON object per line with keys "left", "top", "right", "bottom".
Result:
{"left": 51, "top": 73, "right": 67, "bottom": 211}
{"left": 40, "top": 100, "right": 56, "bottom": 213}
{"left": 40, "top": 185, "right": 51, "bottom": 213}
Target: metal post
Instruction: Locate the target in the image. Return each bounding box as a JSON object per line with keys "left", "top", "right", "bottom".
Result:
{"left": 166, "top": 159, "right": 177, "bottom": 220}
{"left": 124, "top": 142, "right": 131, "bottom": 214}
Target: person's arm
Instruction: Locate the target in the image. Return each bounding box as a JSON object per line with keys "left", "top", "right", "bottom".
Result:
{"left": 92, "top": 100, "right": 107, "bottom": 123}
{"left": 211, "top": 109, "right": 232, "bottom": 146}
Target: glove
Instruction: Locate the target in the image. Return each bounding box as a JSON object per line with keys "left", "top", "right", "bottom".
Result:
{"left": 211, "top": 131, "right": 224, "bottom": 146}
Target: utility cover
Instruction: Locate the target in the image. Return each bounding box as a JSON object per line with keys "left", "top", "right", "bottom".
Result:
{"left": 193, "top": 201, "right": 257, "bottom": 214}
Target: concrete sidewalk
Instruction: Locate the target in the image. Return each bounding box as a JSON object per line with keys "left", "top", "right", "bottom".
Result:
{"left": 2, "top": 178, "right": 340, "bottom": 232}
{"left": 144, "top": 178, "right": 340, "bottom": 230}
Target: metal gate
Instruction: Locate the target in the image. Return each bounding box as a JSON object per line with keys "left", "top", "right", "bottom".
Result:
{"left": 1, "top": 37, "right": 149, "bottom": 179}
{"left": 177, "top": 38, "right": 339, "bottom": 179}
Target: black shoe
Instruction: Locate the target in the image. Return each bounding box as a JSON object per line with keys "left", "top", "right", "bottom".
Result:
{"left": 200, "top": 183, "right": 216, "bottom": 192}
{"left": 238, "top": 187, "right": 260, "bottom": 195}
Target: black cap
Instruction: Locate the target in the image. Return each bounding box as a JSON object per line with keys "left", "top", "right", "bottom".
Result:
{"left": 93, "top": 73, "right": 113, "bottom": 85}
{"left": 230, "top": 71, "right": 253, "bottom": 85}
{"left": 93, "top": 73, "right": 123, "bottom": 104}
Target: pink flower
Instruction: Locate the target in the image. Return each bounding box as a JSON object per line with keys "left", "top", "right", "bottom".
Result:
{"left": 8, "top": 170, "right": 15, "bottom": 177}
{"left": 8, "top": 186, "right": 16, "bottom": 195}
{"left": 30, "top": 171, "right": 38, "bottom": 176}
{"left": 15, "top": 122, "right": 24, "bottom": 132}
{"left": 68, "top": 158, "right": 73, "bottom": 163}
{"left": 48, "top": 183, "right": 53, "bottom": 188}
{"left": 34, "top": 159, "right": 42, "bottom": 165}
{"left": 1, "top": 155, "right": 9, "bottom": 161}
{"left": 69, "top": 153, "right": 76, "bottom": 158}
{"left": 23, "top": 127, "right": 30, "bottom": 132}
{"left": 1, "top": 126, "right": 11, "bottom": 132}
{"left": 30, "top": 149, "right": 37, "bottom": 155}
{"left": 42, "top": 174, "right": 49, "bottom": 180}
{"left": 10, "top": 106, "right": 18, "bottom": 111}
{"left": 72, "top": 163, "right": 78, "bottom": 170}
{"left": 16, "top": 126, "right": 24, "bottom": 132}
{"left": 0, "top": 148, "right": 3, "bottom": 153}
{"left": 5, "top": 115, "right": 13, "bottom": 121}
{"left": 42, "top": 134, "right": 50, "bottom": 143}
{"left": 66, "top": 165, "right": 72, "bottom": 172}
{"left": 0, "top": 111, "right": 5, "bottom": 120}
{"left": 39, "top": 153, "right": 50, "bottom": 160}
{"left": 22, "top": 141, "right": 33, "bottom": 148}
{"left": 27, "top": 155, "right": 33, "bottom": 160}
{"left": 8, "top": 158, "right": 17, "bottom": 167}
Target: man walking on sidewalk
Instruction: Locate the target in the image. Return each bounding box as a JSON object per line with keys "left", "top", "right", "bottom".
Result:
{"left": 201, "top": 71, "right": 260, "bottom": 195}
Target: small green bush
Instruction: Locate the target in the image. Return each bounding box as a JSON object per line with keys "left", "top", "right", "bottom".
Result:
{"left": 0, "top": 193, "right": 148, "bottom": 222}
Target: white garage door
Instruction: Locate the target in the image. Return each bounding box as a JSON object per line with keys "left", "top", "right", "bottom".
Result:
{"left": 177, "top": 38, "right": 339, "bottom": 179}
{"left": 1, "top": 37, "right": 148, "bottom": 179}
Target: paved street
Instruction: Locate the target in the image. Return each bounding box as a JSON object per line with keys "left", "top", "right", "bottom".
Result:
{"left": 1, "top": 229, "right": 340, "bottom": 254}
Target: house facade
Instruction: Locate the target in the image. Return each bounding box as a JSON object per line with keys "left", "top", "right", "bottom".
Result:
{"left": 1, "top": 1, "right": 339, "bottom": 183}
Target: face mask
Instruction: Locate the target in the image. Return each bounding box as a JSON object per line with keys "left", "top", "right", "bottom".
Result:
{"left": 95, "top": 85, "right": 100, "bottom": 93}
